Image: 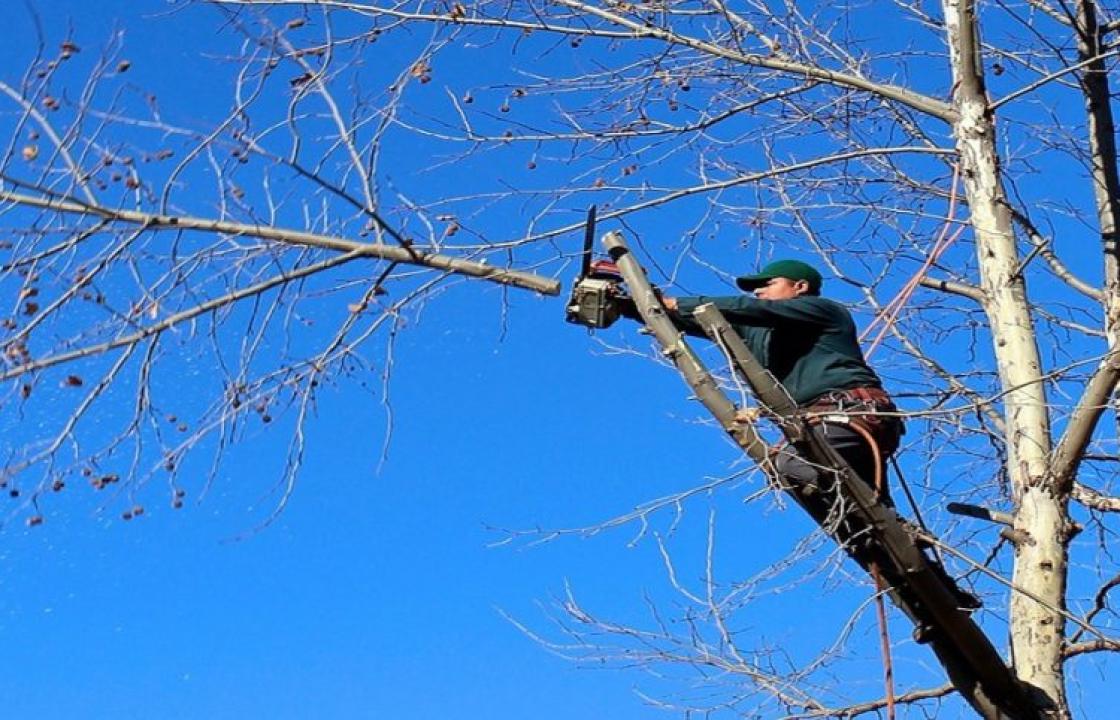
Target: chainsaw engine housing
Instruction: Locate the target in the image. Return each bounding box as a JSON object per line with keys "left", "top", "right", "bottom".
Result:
{"left": 566, "top": 276, "right": 621, "bottom": 328}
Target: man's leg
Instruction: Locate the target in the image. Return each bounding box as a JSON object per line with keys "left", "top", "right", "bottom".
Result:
{"left": 774, "top": 423, "right": 981, "bottom": 621}
{"left": 773, "top": 422, "right": 888, "bottom": 501}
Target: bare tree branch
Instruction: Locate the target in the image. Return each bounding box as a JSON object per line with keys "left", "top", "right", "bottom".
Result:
{"left": 0, "top": 187, "right": 560, "bottom": 294}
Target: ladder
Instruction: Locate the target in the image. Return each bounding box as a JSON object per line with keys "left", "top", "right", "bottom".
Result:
{"left": 602, "top": 231, "right": 1044, "bottom": 720}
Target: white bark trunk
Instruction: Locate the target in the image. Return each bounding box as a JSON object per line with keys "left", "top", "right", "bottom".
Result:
{"left": 942, "top": 1, "right": 1068, "bottom": 715}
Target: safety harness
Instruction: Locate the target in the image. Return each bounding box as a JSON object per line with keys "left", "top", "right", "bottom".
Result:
{"left": 803, "top": 386, "right": 904, "bottom": 459}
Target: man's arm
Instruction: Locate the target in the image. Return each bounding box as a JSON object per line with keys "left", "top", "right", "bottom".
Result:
{"left": 673, "top": 295, "right": 838, "bottom": 327}
{"left": 618, "top": 296, "right": 710, "bottom": 338}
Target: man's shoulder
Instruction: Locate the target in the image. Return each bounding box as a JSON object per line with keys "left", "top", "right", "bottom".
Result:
{"left": 786, "top": 295, "right": 848, "bottom": 312}
{"left": 785, "top": 296, "right": 856, "bottom": 324}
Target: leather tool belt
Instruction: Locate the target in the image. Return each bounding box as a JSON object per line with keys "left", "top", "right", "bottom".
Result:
{"left": 804, "top": 386, "right": 904, "bottom": 456}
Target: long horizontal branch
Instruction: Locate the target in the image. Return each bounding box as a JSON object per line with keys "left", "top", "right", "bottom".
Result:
{"left": 517, "top": 146, "right": 956, "bottom": 246}
{"left": 554, "top": 0, "right": 958, "bottom": 122}
{"left": 224, "top": 0, "right": 956, "bottom": 122}
{"left": 212, "top": 0, "right": 642, "bottom": 39}
{"left": 393, "top": 83, "right": 819, "bottom": 144}
{"left": 0, "top": 188, "right": 561, "bottom": 295}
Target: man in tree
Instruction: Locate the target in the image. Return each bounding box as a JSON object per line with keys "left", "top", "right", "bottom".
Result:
{"left": 644, "top": 259, "right": 904, "bottom": 502}
{"left": 633, "top": 259, "right": 980, "bottom": 619}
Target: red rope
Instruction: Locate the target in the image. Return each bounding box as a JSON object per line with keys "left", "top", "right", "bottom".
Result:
{"left": 862, "top": 164, "right": 965, "bottom": 358}
{"left": 851, "top": 165, "right": 967, "bottom": 715}
{"left": 870, "top": 564, "right": 896, "bottom": 720}
{"left": 845, "top": 420, "right": 896, "bottom": 720}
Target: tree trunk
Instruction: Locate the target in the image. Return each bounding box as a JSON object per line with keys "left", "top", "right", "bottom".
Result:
{"left": 1074, "top": 0, "right": 1120, "bottom": 441}
{"left": 942, "top": 1, "right": 1067, "bottom": 715}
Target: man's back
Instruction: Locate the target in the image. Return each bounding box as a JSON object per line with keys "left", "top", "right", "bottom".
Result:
{"left": 673, "top": 294, "right": 881, "bottom": 405}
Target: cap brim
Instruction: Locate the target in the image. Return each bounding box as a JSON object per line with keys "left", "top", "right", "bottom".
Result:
{"left": 736, "top": 274, "right": 771, "bottom": 291}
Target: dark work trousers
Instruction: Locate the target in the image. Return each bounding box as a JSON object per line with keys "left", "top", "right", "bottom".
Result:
{"left": 773, "top": 418, "right": 982, "bottom": 622}
{"left": 773, "top": 421, "right": 892, "bottom": 505}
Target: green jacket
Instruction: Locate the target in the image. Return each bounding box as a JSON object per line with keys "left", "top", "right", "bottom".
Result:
{"left": 674, "top": 295, "right": 882, "bottom": 406}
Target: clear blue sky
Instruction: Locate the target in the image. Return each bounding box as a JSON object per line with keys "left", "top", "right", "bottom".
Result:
{"left": 0, "top": 2, "right": 1113, "bottom": 719}
{"left": 0, "top": 8, "right": 757, "bottom": 718}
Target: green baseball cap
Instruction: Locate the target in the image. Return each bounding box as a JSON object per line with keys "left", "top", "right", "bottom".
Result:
{"left": 736, "top": 259, "right": 823, "bottom": 294}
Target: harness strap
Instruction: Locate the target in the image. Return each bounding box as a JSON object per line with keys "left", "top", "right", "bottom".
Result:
{"left": 803, "top": 386, "right": 903, "bottom": 456}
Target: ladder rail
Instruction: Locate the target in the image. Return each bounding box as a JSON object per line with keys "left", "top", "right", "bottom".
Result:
{"left": 601, "top": 230, "right": 1043, "bottom": 720}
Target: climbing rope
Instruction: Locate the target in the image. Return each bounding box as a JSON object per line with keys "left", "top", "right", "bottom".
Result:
{"left": 843, "top": 419, "right": 896, "bottom": 720}
{"left": 848, "top": 166, "right": 967, "bottom": 716}
{"left": 862, "top": 164, "right": 965, "bottom": 359}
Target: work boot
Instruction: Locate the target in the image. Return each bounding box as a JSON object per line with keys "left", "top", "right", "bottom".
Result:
{"left": 912, "top": 623, "right": 936, "bottom": 644}
{"left": 907, "top": 539, "right": 983, "bottom": 612}
{"left": 909, "top": 590, "right": 981, "bottom": 645}
{"left": 954, "top": 586, "right": 983, "bottom": 611}
{"left": 926, "top": 560, "right": 983, "bottom": 610}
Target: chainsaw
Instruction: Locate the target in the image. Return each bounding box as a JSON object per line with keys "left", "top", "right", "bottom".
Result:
{"left": 565, "top": 205, "right": 627, "bottom": 329}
